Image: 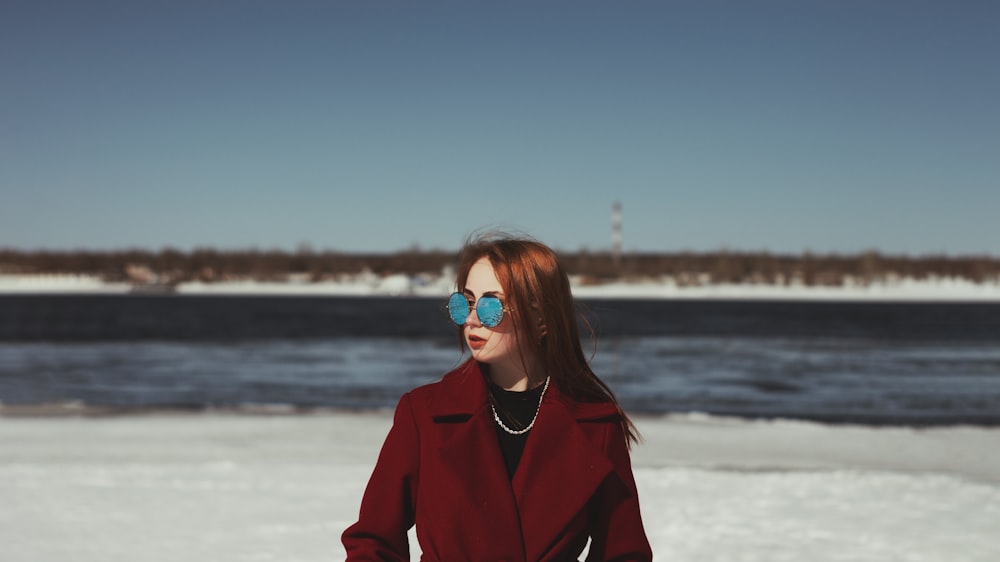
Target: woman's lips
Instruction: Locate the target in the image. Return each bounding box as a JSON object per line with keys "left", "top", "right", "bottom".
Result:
{"left": 468, "top": 335, "right": 486, "bottom": 350}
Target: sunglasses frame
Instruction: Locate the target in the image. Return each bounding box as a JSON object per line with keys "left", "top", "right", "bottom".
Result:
{"left": 445, "top": 292, "right": 511, "bottom": 328}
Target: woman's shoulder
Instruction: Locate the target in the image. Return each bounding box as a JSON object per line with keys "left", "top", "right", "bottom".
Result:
{"left": 560, "top": 396, "right": 623, "bottom": 422}
{"left": 401, "top": 359, "right": 481, "bottom": 414}
{"left": 406, "top": 359, "right": 474, "bottom": 394}
{"left": 553, "top": 382, "right": 623, "bottom": 422}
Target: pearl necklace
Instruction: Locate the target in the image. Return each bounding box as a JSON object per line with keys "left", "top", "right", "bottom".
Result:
{"left": 490, "top": 376, "right": 550, "bottom": 435}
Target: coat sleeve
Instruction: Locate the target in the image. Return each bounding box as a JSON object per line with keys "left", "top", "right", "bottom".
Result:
{"left": 341, "top": 393, "right": 420, "bottom": 561}
{"left": 586, "top": 421, "right": 653, "bottom": 561}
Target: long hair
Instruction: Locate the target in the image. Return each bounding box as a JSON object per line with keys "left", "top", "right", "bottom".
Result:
{"left": 454, "top": 233, "right": 641, "bottom": 447}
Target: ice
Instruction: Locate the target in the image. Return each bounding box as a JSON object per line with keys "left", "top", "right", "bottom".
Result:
{"left": 1, "top": 413, "right": 998, "bottom": 561}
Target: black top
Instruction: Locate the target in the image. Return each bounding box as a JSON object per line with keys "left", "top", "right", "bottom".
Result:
{"left": 487, "top": 378, "right": 546, "bottom": 480}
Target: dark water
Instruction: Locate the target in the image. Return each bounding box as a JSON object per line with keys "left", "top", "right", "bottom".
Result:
{"left": 1, "top": 295, "right": 998, "bottom": 426}
{"left": 2, "top": 295, "right": 998, "bottom": 341}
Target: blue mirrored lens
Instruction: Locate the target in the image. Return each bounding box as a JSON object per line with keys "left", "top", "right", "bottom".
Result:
{"left": 448, "top": 292, "right": 471, "bottom": 325}
{"left": 476, "top": 296, "right": 504, "bottom": 328}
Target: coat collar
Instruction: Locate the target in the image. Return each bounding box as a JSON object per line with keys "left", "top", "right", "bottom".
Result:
{"left": 432, "top": 359, "right": 619, "bottom": 561}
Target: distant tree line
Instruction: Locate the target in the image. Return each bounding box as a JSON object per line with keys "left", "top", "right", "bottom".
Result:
{"left": 0, "top": 248, "right": 456, "bottom": 284}
{"left": 563, "top": 250, "right": 1000, "bottom": 286}
{"left": 0, "top": 247, "right": 998, "bottom": 287}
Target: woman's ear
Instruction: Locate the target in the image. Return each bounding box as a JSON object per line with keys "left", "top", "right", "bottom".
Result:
{"left": 528, "top": 300, "right": 547, "bottom": 341}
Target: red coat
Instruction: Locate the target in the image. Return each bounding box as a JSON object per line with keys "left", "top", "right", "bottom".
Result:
{"left": 342, "top": 360, "right": 652, "bottom": 561}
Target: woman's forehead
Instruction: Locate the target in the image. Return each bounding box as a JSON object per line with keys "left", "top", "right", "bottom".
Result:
{"left": 464, "top": 258, "right": 503, "bottom": 294}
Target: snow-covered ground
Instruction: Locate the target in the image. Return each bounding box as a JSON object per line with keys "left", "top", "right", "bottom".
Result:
{"left": 2, "top": 272, "right": 1000, "bottom": 300}
{"left": 1, "top": 412, "right": 997, "bottom": 562}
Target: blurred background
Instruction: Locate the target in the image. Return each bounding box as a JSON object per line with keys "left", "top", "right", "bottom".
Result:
{"left": 2, "top": 0, "right": 998, "bottom": 422}
{"left": 3, "top": 2, "right": 1000, "bottom": 561}
{"left": 2, "top": 0, "right": 998, "bottom": 254}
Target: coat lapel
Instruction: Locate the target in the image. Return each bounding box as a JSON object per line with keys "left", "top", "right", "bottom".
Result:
{"left": 513, "top": 385, "right": 617, "bottom": 561}
{"left": 432, "top": 361, "right": 526, "bottom": 560}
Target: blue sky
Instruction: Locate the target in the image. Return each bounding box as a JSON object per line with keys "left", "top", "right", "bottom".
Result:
{"left": 2, "top": 0, "right": 998, "bottom": 255}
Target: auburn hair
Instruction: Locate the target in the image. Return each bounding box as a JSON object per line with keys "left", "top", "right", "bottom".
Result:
{"left": 454, "top": 233, "right": 640, "bottom": 447}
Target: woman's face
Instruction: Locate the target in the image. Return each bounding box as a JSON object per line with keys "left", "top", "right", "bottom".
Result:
{"left": 461, "top": 257, "right": 523, "bottom": 369}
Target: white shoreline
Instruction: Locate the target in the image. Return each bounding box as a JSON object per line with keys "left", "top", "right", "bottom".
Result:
{"left": 2, "top": 273, "right": 1000, "bottom": 301}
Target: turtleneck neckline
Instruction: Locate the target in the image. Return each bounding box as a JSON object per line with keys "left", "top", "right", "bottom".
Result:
{"left": 488, "top": 378, "right": 546, "bottom": 398}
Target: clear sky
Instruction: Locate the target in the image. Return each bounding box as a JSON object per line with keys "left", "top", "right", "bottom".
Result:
{"left": 2, "top": 0, "right": 998, "bottom": 255}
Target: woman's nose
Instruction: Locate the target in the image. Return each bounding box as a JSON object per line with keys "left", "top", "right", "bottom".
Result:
{"left": 465, "top": 306, "right": 482, "bottom": 327}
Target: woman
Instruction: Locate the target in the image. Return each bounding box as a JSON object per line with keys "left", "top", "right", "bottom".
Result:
{"left": 342, "top": 234, "right": 652, "bottom": 561}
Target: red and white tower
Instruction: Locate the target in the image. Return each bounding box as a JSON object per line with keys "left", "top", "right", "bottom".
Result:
{"left": 612, "top": 200, "right": 622, "bottom": 267}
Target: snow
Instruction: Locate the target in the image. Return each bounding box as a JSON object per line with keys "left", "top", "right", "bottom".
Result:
{"left": 0, "top": 274, "right": 131, "bottom": 294}
{"left": 1, "top": 412, "right": 997, "bottom": 562}
{"left": 2, "top": 272, "right": 1000, "bottom": 300}
{"left": 570, "top": 275, "right": 1000, "bottom": 301}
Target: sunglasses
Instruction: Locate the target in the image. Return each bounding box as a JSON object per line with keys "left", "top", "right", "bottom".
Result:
{"left": 446, "top": 292, "right": 508, "bottom": 328}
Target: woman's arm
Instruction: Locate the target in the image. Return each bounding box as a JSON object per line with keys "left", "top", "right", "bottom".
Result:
{"left": 587, "top": 421, "right": 653, "bottom": 561}
{"left": 341, "top": 393, "right": 421, "bottom": 561}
